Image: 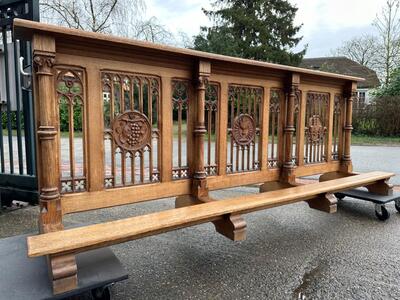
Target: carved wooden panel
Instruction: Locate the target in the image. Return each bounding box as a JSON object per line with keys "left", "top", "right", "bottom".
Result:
{"left": 292, "top": 90, "right": 301, "bottom": 164}
{"left": 56, "top": 68, "right": 87, "bottom": 194}
{"left": 102, "top": 72, "right": 160, "bottom": 188}
{"left": 304, "top": 92, "right": 330, "bottom": 164}
{"left": 227, "top": 85, "right": 262, "bottom": 173}
{"left": 172, "top": 80, "right": 190, "bottom": 180}
{"left": 205, "top": 83, "right": 219, "bottom": 176}
{"left": 332, "top": 94, "right": 342, "bottom": 160}
{"left": 268, "top": 89, "right": 282, "bottom": 168}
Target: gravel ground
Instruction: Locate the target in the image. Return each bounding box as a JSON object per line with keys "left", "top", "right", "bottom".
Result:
{"left": 1, "top": 186, "right": 400, "bottom": 300}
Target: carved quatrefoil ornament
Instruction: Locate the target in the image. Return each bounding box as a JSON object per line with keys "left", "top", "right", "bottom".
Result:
{"left": 232, "top": 114, "right": 256, "bottom": 146}
{"left": 113, "top": 111, "right": 151, "bottom": 151}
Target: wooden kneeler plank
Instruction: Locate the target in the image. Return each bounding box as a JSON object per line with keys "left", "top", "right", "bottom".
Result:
{"left": 259, "top": 181, "right": 337, "bottom": 214}
{"left": 27, "top": 172, "right": 393, "bottom": 258}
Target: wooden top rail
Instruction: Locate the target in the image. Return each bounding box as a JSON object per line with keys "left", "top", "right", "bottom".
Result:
{"left": 14, "top": 18, "right": 364, "bottom": 83}
{"left": 27, "top": 171, "right": 393, "bottom": 257}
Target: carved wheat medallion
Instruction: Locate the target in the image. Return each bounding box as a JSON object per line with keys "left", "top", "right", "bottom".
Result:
{"left": 232, "top": 114, "right": 256, "bottom": 146}
{"left": 307, "top": 115, "right": 325, "bottom": 142}
{"left": 113, "top": 111, "right": 151, "bottom": 151}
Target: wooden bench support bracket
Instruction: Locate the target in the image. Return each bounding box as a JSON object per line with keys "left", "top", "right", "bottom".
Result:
{"left": 306, "top": 193, "right": 337, "bottom": 214}
{"left": 175, "top": 195, "right": 247, "bottom": 241}
{"left": 49, "top": 253, "right": 78, "bottom": 295}
{"left": 366, "top": 179, "right": 393, "bottom": 196}
{"left": 319, "top": 171, "right": 356, "bottom": 182}
{"left": 259, "top": 181, "right": 296, "bottom": 193}
{"left": 213, "top": 214, "right": 246, "bottom": 241}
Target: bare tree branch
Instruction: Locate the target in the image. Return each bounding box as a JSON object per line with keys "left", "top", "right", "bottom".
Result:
{"left": 373, "top": 0, "right": 400, "bottom": 84}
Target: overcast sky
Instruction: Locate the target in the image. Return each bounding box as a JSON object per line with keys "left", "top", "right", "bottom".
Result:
{"left": 144, "top": 0, "right": 387, "bottom": 57}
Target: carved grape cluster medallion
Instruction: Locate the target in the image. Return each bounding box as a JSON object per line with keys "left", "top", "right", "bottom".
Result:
{"left": 232, "top": 114, "right": 256, "bottom": 146}
{"left": 307, "top": 115, "right": 325, "bottom": 142}
{"left": 113, "top": 111, "right": 151, "bottom": 151}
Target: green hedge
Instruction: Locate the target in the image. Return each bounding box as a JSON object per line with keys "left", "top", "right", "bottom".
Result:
{"left": 353, "top": 96, "right": 400, "bottom": 136}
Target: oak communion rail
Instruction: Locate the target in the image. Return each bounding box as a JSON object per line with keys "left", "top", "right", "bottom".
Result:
{"left": 14, "top": 19, "right": 394, "bottom": 295}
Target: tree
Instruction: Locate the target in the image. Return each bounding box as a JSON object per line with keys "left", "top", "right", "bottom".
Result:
{"left": 332, "top": 35, "right": 379, "bottom": 69}
{"left": 373, "top": 0, "right": 400, "bottom": 84}
{"left": 193, "top": 0, "right": 306, "bottom": 66}
{"left": 40, "top": 0, "right": 144, "bottom": 33}
{"left": 369, "top": 68, "right": 400, "bottom": 136}
{"left": 373, "top": 68, "right": 400, "bottom": 97}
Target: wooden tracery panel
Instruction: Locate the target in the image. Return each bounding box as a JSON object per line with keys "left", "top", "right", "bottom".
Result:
{"left": 332, "top": 94, "right": 342, "bottom": 160}
{"left": 102, "top": 72, "right": 160, "bottom": 188}
{"left": 205, "top": 83, "right": 219, "bottom": 176}
{"left": 172, "top": 80, "right": 190, "bottom": 180}
{"left": 268, "top": 89, "right": 283, "bottom": 168}
{"left": 56, "top": 68, "right": 87, "bottom": 194}
{"left": 227, "top": 85, "right": 262, "bottom": 173}
{"left": 304, "top": 92, "right": 330, "bottom": 164}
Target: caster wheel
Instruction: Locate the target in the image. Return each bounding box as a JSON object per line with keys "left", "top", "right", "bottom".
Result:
{"left": 334, "top": 193, "right": 345, "bottom": 200}
{"left": 375, "top": 204, "right": 390, "bottom": 221}
{"left": 395, "top": 199, "right": 400, "bottom": 213}
{"left": 91, "top": 286, "right": 111, "bottom": 300}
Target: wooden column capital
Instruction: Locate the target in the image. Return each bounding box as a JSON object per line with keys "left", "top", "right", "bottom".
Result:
{"left": 33, "top": 51, "right": 56, "bottom": 76}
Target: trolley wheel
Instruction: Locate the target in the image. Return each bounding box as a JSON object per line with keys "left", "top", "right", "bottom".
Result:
{"left": 91, "top": 286, "right": 111, "bottom": 300}
{"left": 334, "top": 193, "right": 345, "bottom": 201}
{"left": 395, "top": 199, "right": 400, "bottom": 213}
{"left": 375, "top": 204, "right": 390, "bottom": 221}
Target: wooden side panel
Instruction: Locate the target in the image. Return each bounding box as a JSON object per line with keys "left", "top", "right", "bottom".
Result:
{"left": 86, "top": 66, "right": 104, "bottom": 191}
{"left": 217, "top": 81, "right": 228, "bottom": 176}
{"left": 161, "top": 76, "right": 173, "bottom": 182}
{"left": 260, "top": 86, "right": 270, "bottom": 171}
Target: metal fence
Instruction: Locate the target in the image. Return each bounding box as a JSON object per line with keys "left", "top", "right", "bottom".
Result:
{"left": 0, "top": 0, "right": 39, "bottom": 206}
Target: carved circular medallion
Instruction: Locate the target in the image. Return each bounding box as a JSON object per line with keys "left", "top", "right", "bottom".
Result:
{"left": 113, "top": 111, "right": 151, "bottom": 151}
{"left": 232, "top": 114, "right": 256, "bottom": 146}
{"left": 308, "top": 115, "right": 324, "bottom": 142}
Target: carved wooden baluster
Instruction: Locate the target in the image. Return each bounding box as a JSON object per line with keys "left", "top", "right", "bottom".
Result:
{"left": 192, "top": 61, "right": 209, "bottom": 198}
{"left": 176, "top": 61, "right": 246, "bottom": 241}
{"left": 342, "top": 82, "right": 356, "bottom": 173}
{"left": 32, "top": 34, "right": 77, "bottom": 294}
{"left": 281, "top": 73, "right": 300, "bottom": 183}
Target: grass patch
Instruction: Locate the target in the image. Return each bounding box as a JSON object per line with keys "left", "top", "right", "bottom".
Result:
{"left": 351, "top": 134, "right": 400, "bottom": 146}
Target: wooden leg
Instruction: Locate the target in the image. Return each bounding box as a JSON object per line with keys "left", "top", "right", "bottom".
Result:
{"left": 49, "top": 253, "right": 78, "bottom": 295}
{"left": 366, "top": 179, "right": 393, "bottom": 196}
{"left": 213, "top": 214, "right": 246, "bottom": 241}
{"left": 259, "top": 181, "right": 295, "bottom": 193}
{"left": 175, "top": 195, "right": 247, "bottom": 241}
{"left": 175, "top": 195, "right": 201, "bottom": 208}
{"left": 307, "top": 193, "right": 337, "bottom": 213}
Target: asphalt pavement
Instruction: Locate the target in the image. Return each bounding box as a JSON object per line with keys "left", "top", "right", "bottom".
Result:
{"left": 1, "top": 185, "right": 400, "bottom": 300}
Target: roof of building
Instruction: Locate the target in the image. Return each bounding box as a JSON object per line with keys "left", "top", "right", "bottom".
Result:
{"left": 300, "top": 57, "right": 379, "bottom": 88}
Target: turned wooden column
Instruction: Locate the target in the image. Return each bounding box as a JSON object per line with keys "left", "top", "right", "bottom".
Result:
{"left": 32, "top": 35, "right": 63, "bottom": 233}
{"left": 33, "top": 34, "right": 77, "bottom": 294}
{"left": 342, "top": 81, "right": 356, "bottom": 173}
{"left": 191, "top": 60, "right": 210, "bottom": 198}
{"left": 281, "top": 73, "right": 300, "bottom": 183}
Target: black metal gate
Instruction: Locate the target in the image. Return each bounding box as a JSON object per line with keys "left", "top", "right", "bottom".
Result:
{"left": 0, "top": 0, "right": 39, "bottom": 206}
